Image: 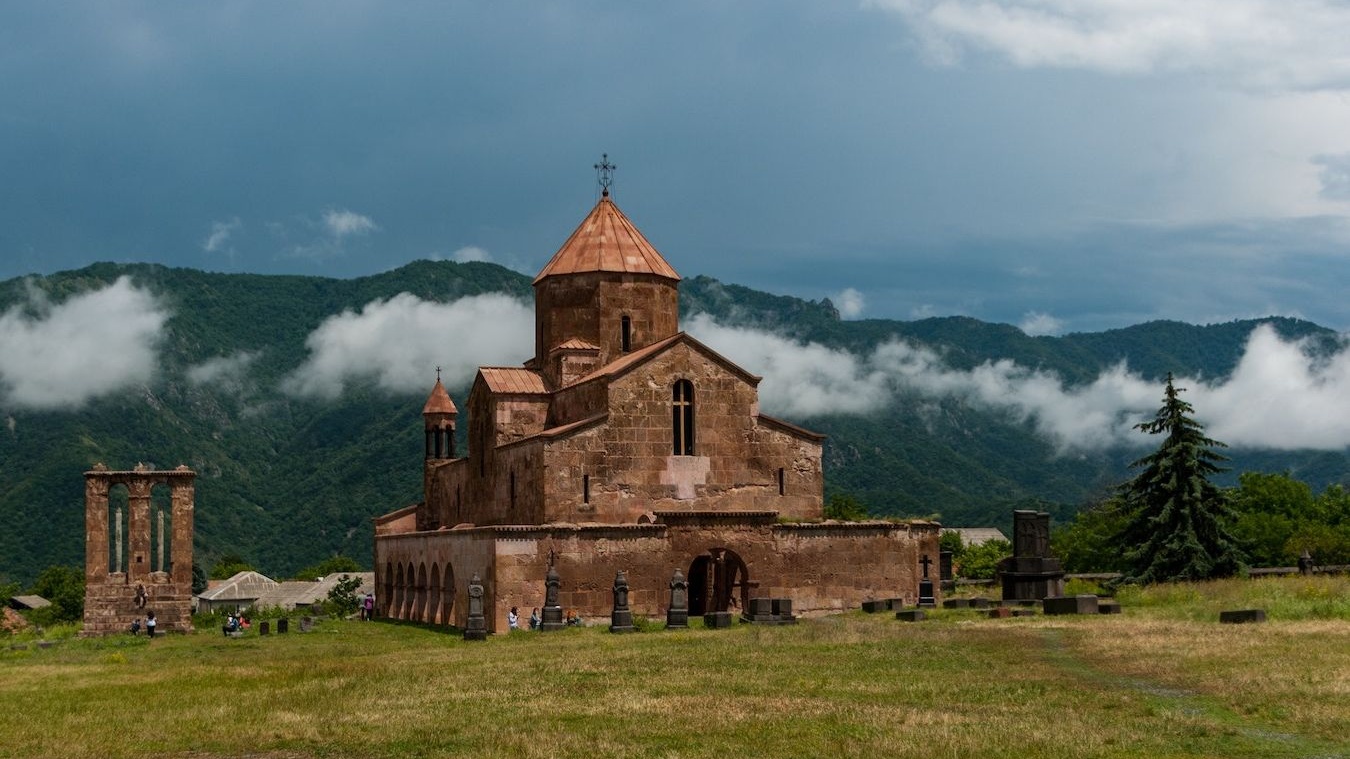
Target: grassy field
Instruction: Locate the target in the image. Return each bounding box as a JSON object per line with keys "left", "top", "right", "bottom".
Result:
{"left": 2, "top": 576, "right": 1348, "bottom": 759}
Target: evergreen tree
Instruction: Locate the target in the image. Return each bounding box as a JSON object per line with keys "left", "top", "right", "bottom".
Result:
{"left": 1117, "top": 374, "right": 1244, "bottom": 583}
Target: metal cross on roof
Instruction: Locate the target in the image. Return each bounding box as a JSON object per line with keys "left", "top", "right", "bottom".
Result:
{"left": 436, "top": 366, "right": 442, "bottom": 382}
{"left": 594, "top": 153, "right": 616, "bottom": 194}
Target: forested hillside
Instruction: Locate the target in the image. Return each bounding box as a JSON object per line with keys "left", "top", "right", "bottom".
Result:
{"left": 1, "top": 261, "right": 1345, "bottom": 584}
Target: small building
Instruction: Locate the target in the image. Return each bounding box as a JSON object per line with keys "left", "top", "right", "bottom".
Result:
{"left": 195, "top": 571, "right": 279, "bottom": 614}
{"left": 942, "top": 527, "right": 1009, "bottom": 547}
{"left": 252, "top": 573, "right": 376, "bottom": 612}
{"left": 8, "top": 595, "right": 51, "bottom": 611}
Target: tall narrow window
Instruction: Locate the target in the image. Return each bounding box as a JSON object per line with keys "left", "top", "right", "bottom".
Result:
{"left": 510, "top": 471, "right": 516, "bottom": 508}
{"left": 621, "top": 315, "right": 632, "bottom": 352}
{"left": 778, "top": 467, "right": 785, "bottom": 496}
{"left": 583, "top": 474, "right": 590, "bottom": 504}
{"left": 672, "top": 380, "right": 695, "bottom": 456}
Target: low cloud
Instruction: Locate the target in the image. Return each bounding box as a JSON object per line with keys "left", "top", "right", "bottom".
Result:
{"left": 1018, "top": 311, "right": 1064, "bottom": 336}
{"left": 202, "top": 217, "right": 242, "bottom": 255}
{"left": 833, "top": 288, "right": 866, "bottom": 319}
{"left": 871, "top": 0, "right": 1350, "bottom": 91}
{"left": 689, "top": 315, "right": 1350, "bottom": 453}
{"left": 0, "top": 277, "right": 168, "bottom": 410}
{"left": 322, "top": 208, "right": 378, "bottom": 239}
{"left": 449, "top": 246, "right": 492, "bottom": 263}
{"left": 283, "top": 293, "right": 534, "bottom": 399}
{"left": 187, "top": 350, "right": 260, "bottom": 391}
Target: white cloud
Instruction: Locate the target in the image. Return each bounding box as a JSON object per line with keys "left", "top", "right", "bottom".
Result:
{"left": 0, "top": 277, "right": 168, "bottom": 410}
{"left": 283, "top": 293, "right": 534, "bottom": 399}
{"left": 450, "top": 246, "right": 492, "bottom": 263}
{"left": 202, "top": 217, "right": 242, "bottom": 254}
{"left": 187, "top": 350, "right": 260, "bottom": 390}
{"left": 870, "top": 0, "right": 1350, "bottom": 91}
{"left": 690, "top": 314, "right": 1350, "bottom": 453}
{"left": 686, "top": 314, "right": 892, "bottom": 417}
{"left": 322, "top": 208, "right": 377, "bottom": 239}
{"left": 1018, "top": 311, "right": 1063, "bottom": 336}
{"left": 833, "top": 288, "right": 866, "bottom": 319}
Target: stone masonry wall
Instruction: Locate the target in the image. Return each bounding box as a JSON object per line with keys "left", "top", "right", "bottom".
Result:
{"left": 541, "top": 342, "right": 824, "bottom": 524}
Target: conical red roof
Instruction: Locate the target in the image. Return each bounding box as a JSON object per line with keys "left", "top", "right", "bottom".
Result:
{"left": 422, "top": 378, "right": 457, "bottom": 415}
{"left": 533, "top": 191, "right": 680, "bottom": 284}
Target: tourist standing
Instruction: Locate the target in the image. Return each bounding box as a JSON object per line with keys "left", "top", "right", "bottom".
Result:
{"left": 508, "top": 606, "right": 519, "bottom": 630}
{"left": 529, "top": 608, "right": 540, "bottom": 630}
{"left": 363, "top": 592, "right": 374, "bottom": 621}
{"left": 146, "top": 611, "right": 156, "bottom": 638}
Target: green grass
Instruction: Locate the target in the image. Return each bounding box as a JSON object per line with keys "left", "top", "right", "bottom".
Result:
{"left": 2, "top": 576, "right": 1348, "bottom": 758}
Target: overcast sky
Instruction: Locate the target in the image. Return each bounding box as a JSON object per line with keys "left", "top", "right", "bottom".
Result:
{"left": 5, "top": 1, "right": 1350, "bottom": 334}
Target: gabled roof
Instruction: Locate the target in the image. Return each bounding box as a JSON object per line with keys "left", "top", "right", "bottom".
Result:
{"left": 552, "top": 338, "right": 601, "bottom": 352}
{"left": 567, "top": 332, "right": 761, "bottom": 389}
{"left": 422, "top": 378, "right": 457, "bottom": 415}
{"left": 941, "top": 527, "right": 1009, "bottom": 546}
{"left": 477, "top": 367, "right": 549, "bottom": 395}
{"left": 533, "top": 192, "right": 680, "bottom": 284}
{"left": 196, "top": 571, "right": 278, "bottom": 601}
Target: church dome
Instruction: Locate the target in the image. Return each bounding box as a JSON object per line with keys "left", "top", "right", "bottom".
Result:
{"left": 533, "top": 190, "right": 680, "bottom": 284}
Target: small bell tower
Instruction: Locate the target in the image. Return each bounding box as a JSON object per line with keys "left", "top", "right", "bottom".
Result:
{"left": 423, "top": 368, "right": 458, "bottom": 461}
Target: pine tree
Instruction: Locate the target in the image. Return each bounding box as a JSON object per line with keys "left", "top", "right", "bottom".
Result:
{"left": 1117, "top": 374, "right": 1245, "bottom": 583}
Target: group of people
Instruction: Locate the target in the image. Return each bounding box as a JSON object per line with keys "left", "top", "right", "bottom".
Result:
{"left": 507, "top": 606, "right": 582, "bottom": 630}
{"left": 222, "top": 612, "right": 251, "bottom": 636}
{"left": 127, "top": 611, "right": 157, "bottom": 637}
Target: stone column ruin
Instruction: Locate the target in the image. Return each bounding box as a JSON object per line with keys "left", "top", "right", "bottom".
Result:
{"left": 81, "top": 463, "right": 196, "bottom": 636}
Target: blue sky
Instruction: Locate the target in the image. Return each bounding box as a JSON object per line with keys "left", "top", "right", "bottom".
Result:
{"left": 5, "top": 1, "right": 1350, "bottom": 334}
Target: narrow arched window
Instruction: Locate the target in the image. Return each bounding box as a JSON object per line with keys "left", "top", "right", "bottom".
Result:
{"left": 672, "top": 380, "right": 695, "bottom": 456}
{"left": 621, "top": 315, "right": 632, "bottom": 352}
{"left": 778, "top": 467, "right": 785, "bottom": 496}
{"left": 583, "top": 474, "right": 590, "bottom": 504}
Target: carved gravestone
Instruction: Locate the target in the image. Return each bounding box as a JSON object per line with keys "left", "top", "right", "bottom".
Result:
{"left": 667, "top": 568, "right": 689, "bottom": 629}
{"left": 259, "top": 621, "right": 270, "bottom": 636}
{"left": 277, "top": 617, "right": 289, "bottom": 634}
{"left": 998, "top": 510, "right": 1065, "bottom": 602}
{"left": 610, "top": 570, "right": 636, "bottom": 633}
{"left": 917, "top": 554, "right": 937, "bottom": 608}
{"left": 1044, "top": 595, "right": 1099, "bottom": 615}
{"left": 540, "top": 564, "right": 565, "bottom": 632}
{"left": 300, "top": 616, "right": 313, "bottom": 632}
{"left": 464, "top": 572, "right": 488, "bottom": 641}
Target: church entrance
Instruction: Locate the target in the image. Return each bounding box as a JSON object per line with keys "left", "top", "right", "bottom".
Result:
{"left": 686, "top": 548, "right": 749, "bottom": 616}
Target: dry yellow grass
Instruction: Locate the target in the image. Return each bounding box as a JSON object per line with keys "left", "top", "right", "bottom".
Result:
{"left": 2, "top": 578, "right": 1347, "bottom": 759}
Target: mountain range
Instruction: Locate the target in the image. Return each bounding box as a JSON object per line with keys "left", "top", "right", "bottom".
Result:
{"left": 1, "top": 260, "right": 1345, "bottom": 584}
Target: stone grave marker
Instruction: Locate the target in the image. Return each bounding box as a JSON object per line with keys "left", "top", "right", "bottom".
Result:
{"left": 540, "top": 563, "right": 565, "bottom": 632}
{"left": 464, "top": 572, "right": 488, "bottom": 641}
{"left": 1043, "top": 595, "right": 1099, "bottom": 615}
{"left": 300, "top": 616, "right": 313, "bottom": 633}
{"left": 277, "top": 618, "right": 289, "bottom": 634}
{"left": 666, "top": 568, "right": 689, "bottom": 629}
{"left": 609, "top": 570, "right": 636, "bottom": 633}
{"left": 895, "top": 609, "right": 925, "bottom": 622}
{"left": 1219, "top": 609, "right": 1266, "bottom": 624}
{"left": 917, "top": 554, "right": 937, "bottom": 608}
{"left": 259, "top": 621, "right": 270, "bottom": 636}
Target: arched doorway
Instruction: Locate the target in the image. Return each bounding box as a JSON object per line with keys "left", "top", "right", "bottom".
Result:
{"left": 687, "top": 548, "right": 750, "bottom": 616}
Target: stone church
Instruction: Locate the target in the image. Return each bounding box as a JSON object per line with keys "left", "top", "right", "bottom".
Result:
{"left": 374, "top": 181, "right": 938, "bottom": 632}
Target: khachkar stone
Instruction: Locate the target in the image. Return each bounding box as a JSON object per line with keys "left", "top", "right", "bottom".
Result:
{"left": 997, "top": 509, "right": 1065, "bottom": 602}
{"left": 463, "top": 572, "right": 488, "bottom": 641}
{"left": 666, "top": 568, "right": 689, "bottom": 629}
{"left": 917, "top": 554, "right": 937, "bottom": 608}
{"left": 81, "top": 464, "right": 196, "bottom": 637}
{"left": 609, "top": 570, "right": 636, "bottom": 633}
{"left": 540, "top": 563, "right": 565, "bottom": 632}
